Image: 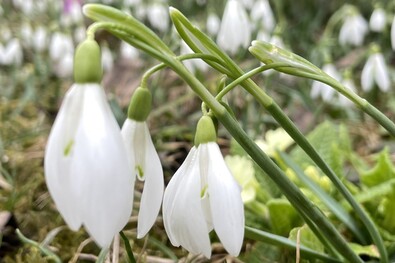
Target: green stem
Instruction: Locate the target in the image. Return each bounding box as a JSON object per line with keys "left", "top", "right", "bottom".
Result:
{"left": 164, "top": 58, "right": 361, "bottom": 262}
{"left": 245, "top": 226, "right": 343, "bottom": 263}
{"left": 216, "top": 62, "right": 290, "bottom": 100}
{"left": 120, "top": 231, "right": 136, "bottom": 263}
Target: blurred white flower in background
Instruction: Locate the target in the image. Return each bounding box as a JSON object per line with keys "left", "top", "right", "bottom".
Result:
{"left": 0, "top": 38, "right": 23, "bottom": 66}
{"left": 20, "top": 23, "right": 33, "bottom": 44}
{"left": 217, "top": 0, "right": 251, "bottom": 55}
{"left": 339, "top": 78, "right": 357, "bottom": 107}
{"left": 147, "top": 3, "right": 169, "bottom": 33}
{"left": 180, "top": 40, "right": 208, "bottom": 73}
{"left": 361, "top": 51, "right": 390, "bottom": 92}
{"left": 49, "top": 32, "right": 74, "bottom": 78}
{"left": 206, "top": 13, "right": 220, "bottom": 36}
{"left": 101, "top": 44, "right": 114, "bottom": 72}
{"left": 339, "top": 9, "right": 368, "bottom": 46}
{"left": 369, "top": 7, "right": 386, "bottom": 32}
{"left": 311, "top": 63, "right": 341, "bottom": 101}
{"left": 250, "top": 0, "right": 276, "bottom": 33}
{"left": 33, "top": 27, "right": 48, "bottom": 52}
{"left": 61, "top": 0, "right": 83, "bottom": 26}
{"left": 120, "top": 41, "right": 139, "bottom": 60}
{"left": 239, "top": 0, "right": 255, "bottom": 10}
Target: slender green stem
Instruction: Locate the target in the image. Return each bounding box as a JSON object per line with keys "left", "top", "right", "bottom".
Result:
{"left": 120, "top": 231, "right": 136, "bottom": 263}
{"left": 164, "top": 58, "right": 361, "bottom": 262}
{"left": 245, "top": 227, "right": 342, "bottom": 263}
{"left": 216, "top": 62, "right": 290, "bottom": 100}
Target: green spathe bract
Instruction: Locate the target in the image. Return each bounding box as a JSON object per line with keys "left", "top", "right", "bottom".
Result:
{"left": 127, "top": 87, "right": 152, "bottom": 122}
{"left": 194, "top": 116, "right": 217, "bottom": 146}
{"left": 74, "top": 39, "right": 102, "bottom": 83}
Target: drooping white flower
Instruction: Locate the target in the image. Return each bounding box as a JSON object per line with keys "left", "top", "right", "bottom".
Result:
{"left": 146, "top": 3, "right": 169, "bottom": 33}
{"left": 391, "top": 16, "right": 395, "bottom": 50}
{"left": 101, "top": 44, "right": 114, "bottom": 72}
{"left": 361, "top": 52, "right": 390, "bottom": 92}
{"left": 163, "top": 116, "right": 244, "bottom": 258}
{"left": 217, "top": 0, "right": 251, "bottom": 55}
{"left": 53, "top": 53, "right": 74, "bottom": 78}
{"left": 339, "top": 11, "right": 368, "bottom": 46}
{"left": 369, "top": 7, "right": 386, "bottom": 32}
{"left": 206, "top": 13, "right": 220, "bottom": 36}
{"left": 163, "top": 142, "right": 244, "bottom": 258}
{"left": 311, "top": 63, "right": 341, "bottom": 101}
{"left": 250, "top": 0, "right": 275, "bottom": 33}
{"left": 45, "top": 83, "right": 134, "bottom": 248}
{"left": 121, "top": 118, "right": 164, "bottom": 238}
{"left": 180, "top": 40, "right": 208, "bottom": 73}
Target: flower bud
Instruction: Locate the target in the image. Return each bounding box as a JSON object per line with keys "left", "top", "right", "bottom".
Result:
{"left": 74, "top": 39, "right": 102, "bottom": 83}
{"left": 194, "top": 116, "right": 217, "bottom": 146}
{"left": 127, "top": 87, "right": 152, "bottom": 121}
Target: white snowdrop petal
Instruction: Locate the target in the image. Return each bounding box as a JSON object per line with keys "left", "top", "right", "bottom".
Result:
{"left": 361, "top": 57, "right": 374, "bottom": 92}
{"left": 217, "top": 0, "right": 251, "bottom": 55}
{"left": 369, "top": 8, "right": 386, "bottom": 32}
{"left": 205, "top": 143, "right": 244, "bottom": 256}
{"left": 163, "top": 148, "right": 211, "bottom": 258}
{"left": 373, "top": 54, "right": 390, "bottom": 92}
{"left": 137, "top": 122, "right": 164, "bottom": 238}
{"left": 73, "top": 84, "right": 134, "bottom": 248}
{"left": 45, "top": 84, "right": 84, "bottom": 230}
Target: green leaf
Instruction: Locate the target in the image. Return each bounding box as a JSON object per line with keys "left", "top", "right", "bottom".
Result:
{"left": 267, "top": 199, "right": 303, "bottom": 236}
{"left": 360, "top": 148, "right": 395, "bottom": 187}
{"left": 349, "top": 243, "right": 380, "bottom": 259}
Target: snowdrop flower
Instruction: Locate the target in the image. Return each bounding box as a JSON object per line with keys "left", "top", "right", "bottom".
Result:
{"left": 121, "top": 87, "right": 164, "bottom": 238}
{"left": 180, "top": 40, "right": 208, "bottom": 73}
{"left": 163, "top": 116, "right": 244, "bottom": 258}
{"left": 54, "top": 53, "right": 74, "bottom": 78}
{"left": 369, "top": 7, "right": 386, "bottom": 32}
{"left": 45, "top": 40, "right": 134, "bottom": 248}
{"left": 0, "top": 38, "right": 23, "bottom": 66}
{"left": 61, "top": 0, "right": 83, "bottom": 26}
{"left": 120, "top": 41, "right": 139, "bottom": 60}
{"left": 206, "top": 13, "right": 220, "bottom": 36}
{"left": 49, "top": 32, "right": 74, "bottom": 62}
{"left": 391, "top": 16, "right": 395, "bottom": 50}
{"left": 147, "top": 3, "right": 169, "bottom": 33}
{"left": 217, "top": 0, "right": 251, "bottom": 55}
{"left": 339, "top": 9, "right": 368, "bottom": 46}
{"left": 311, "top": 63, "right": 341, "bottom": 101}
{"left": 361, "top": 49, "right": 390, "bottom": 92}
{"left": 250, "top": 0, "right": 276, "bottom": 33}
{"left": 33, "top": 27, "right": 48, "bottom": 52}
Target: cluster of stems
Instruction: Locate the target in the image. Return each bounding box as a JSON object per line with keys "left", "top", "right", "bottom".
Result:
{"left": 81, "top": 4, "right": 395, "bottom": 262}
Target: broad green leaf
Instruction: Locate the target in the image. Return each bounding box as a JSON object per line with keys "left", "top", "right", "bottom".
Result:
{"left": 267, "top": 199, "right": 303, "bottom": 236}
{"left": 349, "top": 243, "right": 379, "bottom": 259}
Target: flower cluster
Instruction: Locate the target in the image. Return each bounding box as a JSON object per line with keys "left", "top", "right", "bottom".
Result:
{"left": 45, "top": 39, "right": 245, "bottom": 258}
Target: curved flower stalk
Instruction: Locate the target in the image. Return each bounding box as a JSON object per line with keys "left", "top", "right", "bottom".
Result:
{"left": 163, "top": 116, "right": 244, "bottom": 258}
{"left": 217, "top": 0, "right": 251, "bottom": 55}
{"left": 361, "top": 48, "right": 390, "bottom": 92}
{"left": 121, "top": 87, "right": 164, "bottom": 238}
{"left": 45, "top": 40, "right": 134, "bottom": 248}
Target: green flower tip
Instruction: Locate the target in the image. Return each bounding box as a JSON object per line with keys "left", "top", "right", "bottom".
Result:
{"left": 74, "top": 39, "right": 102, "bottom": 83}
{"left": 127, "top": 87, "right": 152, "bottom": 122}
{"left": 194, "top": 116, "right": 217, "bottom": 146}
